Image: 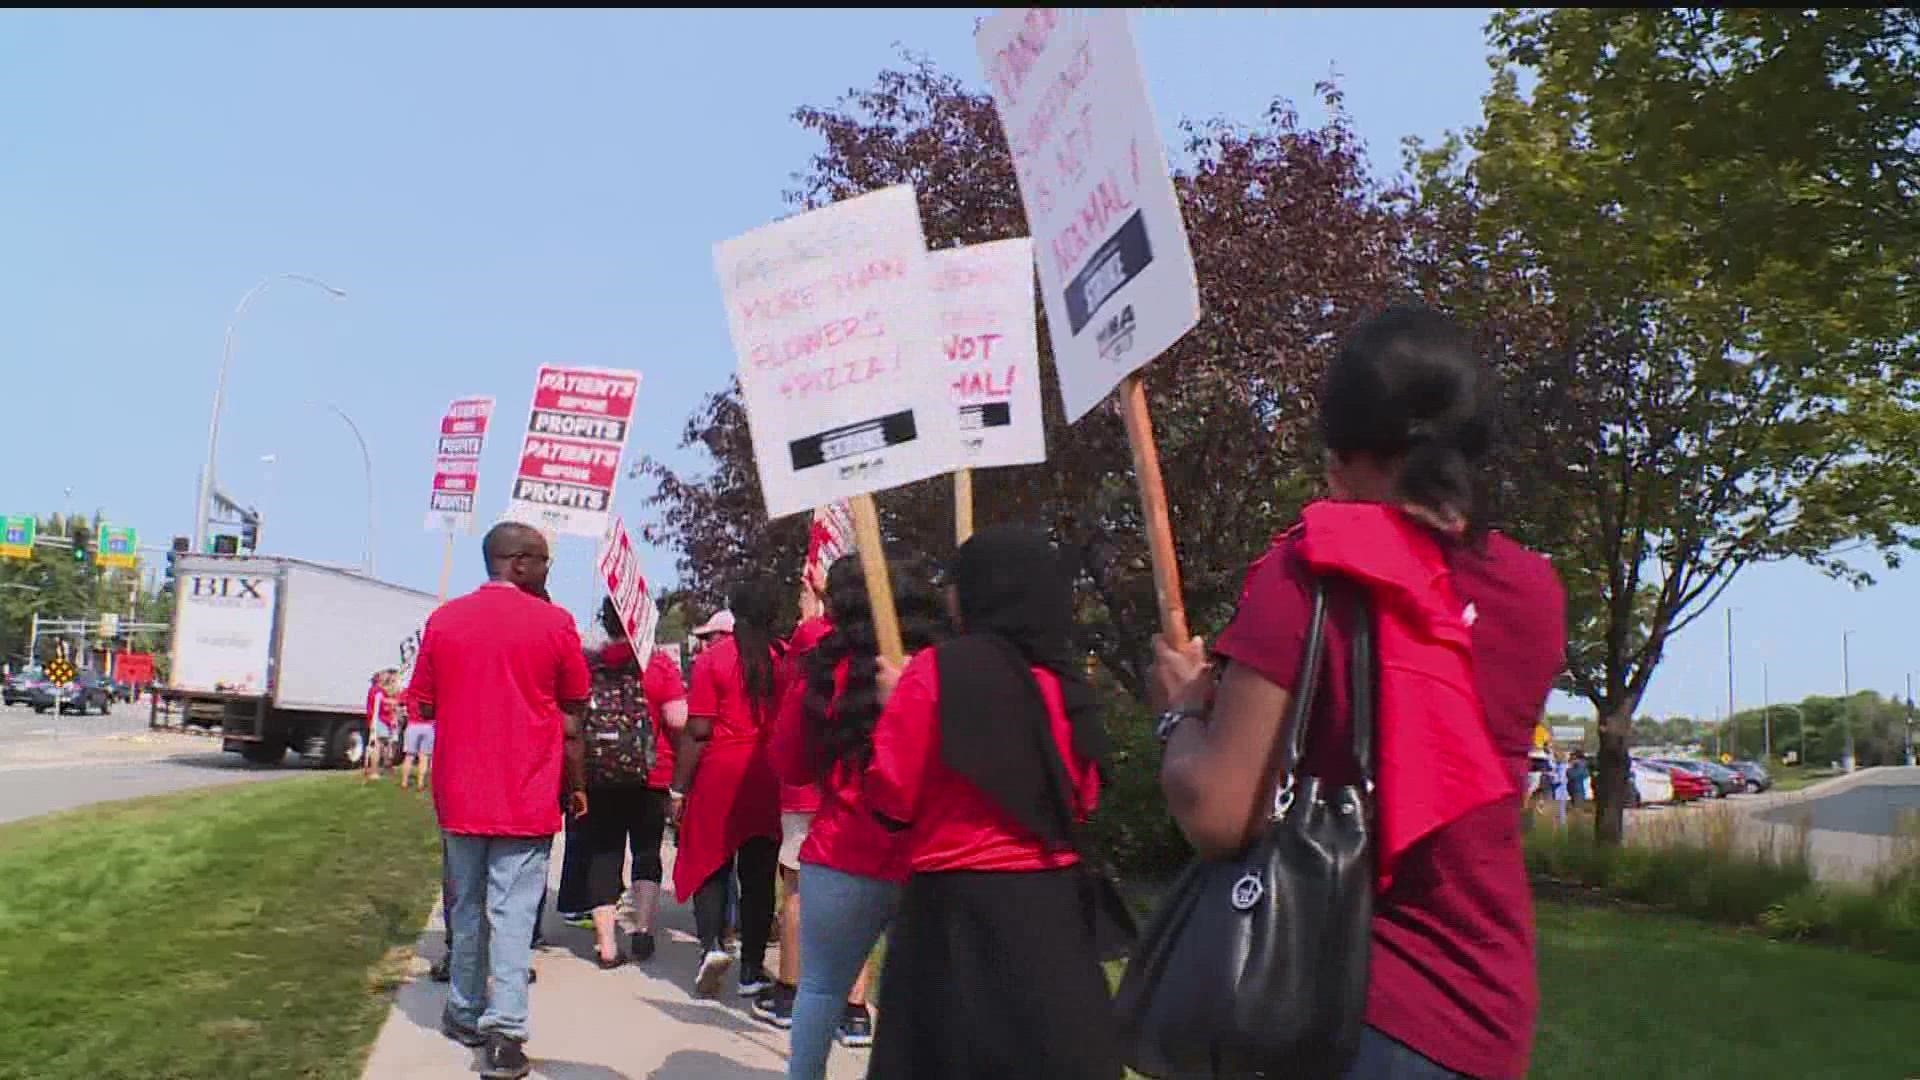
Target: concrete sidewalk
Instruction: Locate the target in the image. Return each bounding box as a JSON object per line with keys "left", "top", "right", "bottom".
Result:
{"left": 362, "top": 842, "right": 868, "bottom": 1080}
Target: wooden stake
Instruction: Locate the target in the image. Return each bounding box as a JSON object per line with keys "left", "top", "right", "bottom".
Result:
{"left": 435, "top": 531, "right": 455, "bottom": 603}
{"left": 848, "top": 494, "right": 904, "bottom": 663}
{"left": 1118, "top": 374, "right": 1190, "bottom": 644}
{"left": 953, "top": 468, "right": 975, "bottom": 546}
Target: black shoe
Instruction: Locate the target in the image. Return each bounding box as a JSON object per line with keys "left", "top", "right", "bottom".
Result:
{"left": 737, "top": 964, "right": 774, "bottom": 997}
{"left": 430, "top": 956, "right": 451, "bottom": 983}
{"left": 630, "top": 931, "right": 656, "bottom": 963}
{"left": 439, "top": 1012, "right": 485, "bottom": 1048}
{"left": 480, "top": 1033, "right": 531, "bottom": 1079}
{"left": 752, "top": 984, "right": 796, "bottom": 1029}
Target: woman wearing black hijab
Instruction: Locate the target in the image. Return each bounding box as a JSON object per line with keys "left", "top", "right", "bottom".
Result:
{"left": 863, "top": 525, "right": 1120, "bottom": 1080}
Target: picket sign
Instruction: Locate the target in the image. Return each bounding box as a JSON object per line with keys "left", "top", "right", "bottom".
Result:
{"left": 928, "top": 236, "right": 1044, "bottom": 544}
{"left": 715, "top": 186, "right": 964, "bottom": 661}
{"left": 977, "top": 9, "right": 1198, "bottom": 643}
{"left": 596, "top": 514, "right": 659, "bottom": 664}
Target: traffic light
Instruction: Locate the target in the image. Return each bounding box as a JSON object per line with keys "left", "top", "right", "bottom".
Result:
{"left": 71, "top": 524, "right": 91, "bottom": 564}
{"left": 166, "top": 536, "right": 189, "bottom": 585}
{"left": 241, "top": 520, "right": 259, "bottom": 552}
{"left": 212, "top": 534, "right": 239, "bottom": 556}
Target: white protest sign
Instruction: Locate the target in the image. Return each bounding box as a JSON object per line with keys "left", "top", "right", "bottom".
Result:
{"left": 977, "top": 9, "right": 1201, "bottom": 423}
{"left": 933, "top": 238, "right": 1045, "bottom": 468}
{"left": 595, "top": 515, "right": 659, "bottom": 664}
{"left": 714, "top": 184, "right": 961, "bottom": 520}
{"left": 805, "top": 500, "right": 857, "bottom": 583}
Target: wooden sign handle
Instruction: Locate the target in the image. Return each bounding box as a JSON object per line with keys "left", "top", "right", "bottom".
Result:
{"left": 1118, "top": 374, "right": 1190, "bottom": 645}
{"left": 954, "top": 468, "right": 975, "bottom": 546}
{"left": 435, "top": 531, "right": 455, "bottom": 603}
{"left": 848, "top": 494, "right": 905, "bottom": 663}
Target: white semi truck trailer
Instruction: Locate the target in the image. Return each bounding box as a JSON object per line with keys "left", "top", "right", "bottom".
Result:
{"left": 162, "top": 554, "right": 437, "bottom": 767}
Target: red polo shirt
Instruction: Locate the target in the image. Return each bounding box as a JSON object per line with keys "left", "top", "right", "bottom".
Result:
{"left": 643, "top": 649, "right": 687, "bottom": 790}
{"left": 408, "top": 582, "right": 591, "bottom": 837}
{"left": 778, "top": 617, "right": 834, "bottom": 814}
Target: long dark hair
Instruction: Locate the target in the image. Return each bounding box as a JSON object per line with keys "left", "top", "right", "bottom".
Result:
{"left": 805, "top": 556, "right": 946, "bottom": 774}
{"left": 1318, "top": 304, "right": 1495, "bottom": 534}
{"left": 726, "top": 579, "right": 783, "bottom": 708}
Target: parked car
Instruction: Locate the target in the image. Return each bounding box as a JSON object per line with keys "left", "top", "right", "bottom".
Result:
{"left": 27, "top": 671, "right": 114, "bottom": 716}
{"left": 1658, "top": 759, "right": 1743, "bottom": 799}
{"left": 1729, "top": 760, "right": 1773, "bottom": 794}
{"left": 1629, "top": 761, "right": 1674, "bottom": 807}
{"left": 3, "top": 666, "right": 46, "bottom": 707}
{"left": 1636, "top": 759, "right": 1710, "bottom": 802}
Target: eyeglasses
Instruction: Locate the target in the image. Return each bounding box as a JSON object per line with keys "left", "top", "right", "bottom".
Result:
{"left": 505, "top": 551, "right": 552, "bottom": 567}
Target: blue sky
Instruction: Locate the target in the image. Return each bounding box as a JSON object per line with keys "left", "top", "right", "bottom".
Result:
{"left": 4, "top": 9, "right": 1913, "bottom": 721}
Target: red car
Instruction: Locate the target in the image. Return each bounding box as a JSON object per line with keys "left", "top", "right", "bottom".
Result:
{"left": 1639, "top": 760, "right": 1711, "bottom": 802}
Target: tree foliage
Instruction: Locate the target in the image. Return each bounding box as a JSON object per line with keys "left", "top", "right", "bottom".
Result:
{"left": 0, "top": 513, "right": 170, "bottom": 668}
{"left": 1412, "top": 7, "right": 1920, "bottom": 839}
{"left": 639, "top": 55, "right": 1415, "bottom": 695}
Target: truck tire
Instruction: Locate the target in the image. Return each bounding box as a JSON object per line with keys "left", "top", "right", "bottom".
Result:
{"left": 240, "top": 741, "right": 286, "bottom": 765}
{"left": 327, "top": 720, "right": 367, "bottom": 770}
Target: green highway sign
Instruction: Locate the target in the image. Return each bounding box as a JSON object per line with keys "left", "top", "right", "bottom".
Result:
{"left": 0, "top": 516, "right": 34, "bottom": 560}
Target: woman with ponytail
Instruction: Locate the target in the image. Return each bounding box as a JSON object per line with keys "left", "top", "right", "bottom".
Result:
{"left": 768, "top": 556, "right": 946, "bottom": 1076}
{"left": 672, "top": 579, "right": 790, "bottom": 999}
{"left": 1151, "top": 306, "right": 1568, "bottom": 1079}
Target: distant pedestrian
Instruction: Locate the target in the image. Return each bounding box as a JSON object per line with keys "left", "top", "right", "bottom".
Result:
{"left": 364, "top": 670, "right": 396, "bottom": 781}
{"left": 673, "top": 583, "right": 788, "bottom": 1000}
{"left": 399, "top": 669, "right": 434, "bottom": 791}
{"left": 408, "top": 522, "right": 591, "bottom": 1080}
{"left": 1550, "top": 753, "right": 1570, "bottom": 826}
{"left": 1568, "top": 750, "right": 1591, "bottom": 806}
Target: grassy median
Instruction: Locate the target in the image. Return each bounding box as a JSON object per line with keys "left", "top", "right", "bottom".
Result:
{"left": 0, "top": 775, "right": 441, "bottom": 1080}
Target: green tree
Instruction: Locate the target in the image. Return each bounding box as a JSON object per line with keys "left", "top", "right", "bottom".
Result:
{"left": 1413, "top": 8, "right": 1920, "bottom": 841}
{"left": 0, "top": 513, "right": 168, "bottom": 669}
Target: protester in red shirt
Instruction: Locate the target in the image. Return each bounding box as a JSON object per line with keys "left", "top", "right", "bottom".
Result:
{"left": 755, "top": 576, "right": 835, "bottom": 1029}
{"left": 769, "top": 556, "right": 947, "bottom": 1077}
{"left": 672, "top": 581, "right": 790, "bottom": 1000}
{"left": 862, "top": 527, "right": 1119, "bottom": 1080}
{"left": 1153, "top": 307, "right": 1567, "bottom": 1080}
{"left": 407, "top": 522, "right": 591, "bottom": 1080}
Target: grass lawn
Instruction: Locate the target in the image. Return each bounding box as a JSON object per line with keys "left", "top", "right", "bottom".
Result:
{"left": 1107, "top": 899, "right": 1920, "bottom": 1079}
{"left": 1769, "top": 765, "right": 1844, "bottom": 793}
{"left": 1531, "top": 901, "right": 1919, "bottom": 1078}
{"left": 0, "top": 775, "right": 441, "bottom": 1080}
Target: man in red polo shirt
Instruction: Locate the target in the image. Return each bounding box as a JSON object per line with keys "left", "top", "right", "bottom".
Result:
{"left": 408, "top": 522, "right": 590, "bottom": 1080}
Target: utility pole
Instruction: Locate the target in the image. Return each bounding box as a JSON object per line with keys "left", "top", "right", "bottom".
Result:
{"left": 1725, "top": 607, "right": 1738, "bottom": 758}
{"left": 1841, "top": 630, "right": 1857, "bottom": 773}
{"left": 1762, "top": 663, "right": 1772, "bottom": 761}
{"left": 1906, "top": 674, "right": 1915, "bottom": 768}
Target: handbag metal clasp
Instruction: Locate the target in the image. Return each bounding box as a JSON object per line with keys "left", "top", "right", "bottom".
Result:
{"left": 1272, "top": 776, "right": 1296, "bottom": 820}
{"left": 1230, "top": 870, "right": 1265, "bottom": 912}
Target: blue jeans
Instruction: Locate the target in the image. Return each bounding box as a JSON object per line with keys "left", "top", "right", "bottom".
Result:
{"left": 789, "top": 865, "right": 899, "bottom": 1080}
{"left": 1345, "top": 1027, "right": 1473, "bottom": 1079}
{"left": 443, "top": 834, "right": 551, "bottom": 1041}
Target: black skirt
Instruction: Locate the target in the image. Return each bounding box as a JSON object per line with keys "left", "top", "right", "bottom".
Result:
{"left": 869, "top": 866, "right": 1122, "bottom": 1080}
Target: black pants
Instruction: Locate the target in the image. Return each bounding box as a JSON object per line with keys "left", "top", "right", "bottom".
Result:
{"left": 556, "top": 811, "right": 592, "bottom": 915}
{"left": 693, "top": 835, "right": 777, "bottom": 969}
{"left": 582, "top": 786, "right": 670, "bottom": 908}
{"left": 441, "top": 837, "right": 547, "bottom": 950}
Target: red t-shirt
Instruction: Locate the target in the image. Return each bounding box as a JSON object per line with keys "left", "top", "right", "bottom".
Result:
{"left": 686, "top": 635, "right": 788, "bottom": 744}
{"left": 865, "top": 648, "right": 1097, "bottom": 874}
{"left": 365, "top": 685, "right": 387, "bottom": 731}
{"left": 643, "top": 649, "right": 687, "bottom": 790}
{"left": 1212, "top": 531, "right": 1564, "bottom": 1080}
{"left": 775, "top": 618, "right": 834, "bottom": 814}
{"left": 769, "top": 658, "right": 911, "bottom": 882}
{"left": 408, "top": 583, "right": 592, "bottom": 838}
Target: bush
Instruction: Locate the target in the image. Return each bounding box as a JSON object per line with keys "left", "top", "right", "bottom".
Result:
{"left": 1088, "top": 700, "right": 1193, "bottom": 883}
{"left": 1525, "top": 805, "right": 1920, "bottom": 961}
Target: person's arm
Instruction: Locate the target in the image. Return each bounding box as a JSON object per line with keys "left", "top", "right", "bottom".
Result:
{"left": 556, "top": 629, "right": 593, "bottom": 816}
{"left": 864, "top": 654, "right": 936, "bottom": 830}
{"left": 406, "top": 624, "right": 437, "bottom": 723}
{"left": 768, "top": 678, "right": 815, "bottom": 787}
{"left": 1156, "top": 647, "right": 1295, "bottom": 859}
{"left": 672, "top": 650, "right": 721, "bottom": 798}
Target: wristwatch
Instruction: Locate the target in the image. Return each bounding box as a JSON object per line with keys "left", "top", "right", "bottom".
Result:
{"left": 1155, "top": 706, "right": 1205, "bottom": 744}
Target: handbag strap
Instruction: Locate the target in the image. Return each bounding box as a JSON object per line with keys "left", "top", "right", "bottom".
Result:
{"left": 1279, "top": 577, "right": 1378, "bottom": 794}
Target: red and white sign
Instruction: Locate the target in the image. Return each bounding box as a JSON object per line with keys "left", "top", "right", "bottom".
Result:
{"left": 805, "top": 500, "right": 857, "bottom": 584}
{"left": 596, "top": 515, "right": 658, "bottom": 663}
{"left": 503, "top": 365, "right": 640, "bottom": 538}
{"left": 424, "top": 396, "right": 495, "bottom": 533}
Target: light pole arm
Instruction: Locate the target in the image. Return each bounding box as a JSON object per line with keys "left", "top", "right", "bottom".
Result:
{"left": 321, "top": 403, "right": 377, "bottom": 576}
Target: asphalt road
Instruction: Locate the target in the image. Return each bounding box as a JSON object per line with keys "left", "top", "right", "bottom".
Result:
{"left": 1757, "top": 766, "right": 1920, "bottom": 838}
{"left": 0, "top": 705, "right": 304, "bottom": 825}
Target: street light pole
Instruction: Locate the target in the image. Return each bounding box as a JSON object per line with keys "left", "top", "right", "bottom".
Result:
{"left": 319, "top": 403, "right": 377, "bottom": 576}
{"left": 194, "top": 274, "right": 348, "bottom": 554}
{"left": 1841, "top": 633, "right": 1851, "bottom": 771}
{"left": 1905, "top": 673, "right": 1915, "bottom": 768}
{"left": 1725, "top": 607, "right": 1738, "bottom": 758}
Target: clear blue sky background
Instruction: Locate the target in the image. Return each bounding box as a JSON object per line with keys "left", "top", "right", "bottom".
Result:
{"left": 5, "top": 9, "right": 1913, "bottom": 721}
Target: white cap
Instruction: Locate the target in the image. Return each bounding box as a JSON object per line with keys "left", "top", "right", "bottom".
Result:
{"left": 691, "top": 610, "right": 735, "bottom": 638}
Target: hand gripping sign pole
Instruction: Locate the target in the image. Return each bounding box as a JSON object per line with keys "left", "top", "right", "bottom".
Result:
{"left": 977, "top": 10, "right": 1201, "bottom": 645}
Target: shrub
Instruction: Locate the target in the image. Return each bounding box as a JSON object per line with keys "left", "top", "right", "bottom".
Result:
{"left": 1088, "top": 701, "right": 1193, "bottom": 883}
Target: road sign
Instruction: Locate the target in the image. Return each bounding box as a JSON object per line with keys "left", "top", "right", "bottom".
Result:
{"left": 98, "top": 526, "right": 138, "bottom": 569}
{"left": 45, "top": 656, "right": 76, "bottom": 687}
{"left": 1551, "top": 726, "right": 1586, "bottom": 744}
{"left": 1, "top": 516, "right": 33, "bottom": 560}
{"left": 99, "top": 612, "right": 120, "bottom": 638}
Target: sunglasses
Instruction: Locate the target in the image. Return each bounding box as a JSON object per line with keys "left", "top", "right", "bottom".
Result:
{"left": 505, "top": 551, "right": 552, "bottom": 567}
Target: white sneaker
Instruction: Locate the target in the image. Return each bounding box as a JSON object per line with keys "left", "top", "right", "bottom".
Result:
{"left": 694, "top": 949, "right": 735, "bottom": 998}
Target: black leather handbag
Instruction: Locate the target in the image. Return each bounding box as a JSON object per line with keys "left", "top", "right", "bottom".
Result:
{"left": 1115, "top": 577, "right": 1377, "bottom": 1079}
